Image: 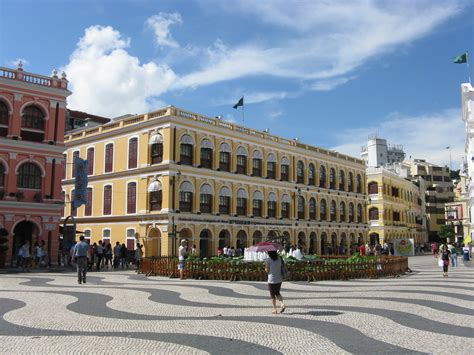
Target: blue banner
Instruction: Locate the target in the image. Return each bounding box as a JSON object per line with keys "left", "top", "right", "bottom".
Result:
{"left": 74, "top": 158, "right": 88, "bottom": 208}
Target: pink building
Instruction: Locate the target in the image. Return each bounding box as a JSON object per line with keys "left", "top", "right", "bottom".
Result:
{"left": 0, "top": 64, "right": 70, "bottom": 266}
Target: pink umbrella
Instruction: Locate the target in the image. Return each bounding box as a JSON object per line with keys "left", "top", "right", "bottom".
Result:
{"left": 247, "top": 242, "right": 283, "bottom": 253}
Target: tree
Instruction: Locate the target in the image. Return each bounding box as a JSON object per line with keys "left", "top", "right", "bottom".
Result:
{"left": 449, "top": 169, "right": 460, "bottom": 181}
{"left": 438, "top": 225, "right": 454, "bottom": 243}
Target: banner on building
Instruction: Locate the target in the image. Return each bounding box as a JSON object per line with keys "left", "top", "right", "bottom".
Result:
{"left": 74, "top": 158, "right": 88, "bottom": 208}
{"left": 393, "top": 238, "right": 415, "bottom": 257}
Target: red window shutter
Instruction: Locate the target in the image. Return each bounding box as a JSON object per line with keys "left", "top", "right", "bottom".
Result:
{"left": 85, "top": 188, "right": 93, "bottom": 216}
{"left": 127, "top": 182, "right": 136, "bottom": 214}
{"left": 105, "top": 144, "right": 113, "bottom": 173}
{"left": 87, "top": 148, "right": 94, "bottom": 175}
{"left": 72, "top": 151, "right": 79, "bottom": 178}
{"left": 104, "top": 186, "right": 112, "bottom": 215}
{"left": 128, "top": 138, "right": 138, "bottom": 169}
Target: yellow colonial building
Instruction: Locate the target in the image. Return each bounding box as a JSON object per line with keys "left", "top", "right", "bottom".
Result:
{"left": 62, "top": 106, "right": 368, "bottom": 256}
{"left": 366, "top": 167, "right": 424, "bottom": 245}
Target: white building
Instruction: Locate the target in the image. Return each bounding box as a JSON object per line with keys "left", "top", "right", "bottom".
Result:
{"left": 461, "top": 83, "right": 474, "bottom": 238}
{"left": 361, "top": 135, "right": 405, "bottom": 167}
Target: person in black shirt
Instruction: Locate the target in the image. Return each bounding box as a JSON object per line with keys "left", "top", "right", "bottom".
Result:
{"left": 440, "top": 244, "right": 451, "bottom": 277}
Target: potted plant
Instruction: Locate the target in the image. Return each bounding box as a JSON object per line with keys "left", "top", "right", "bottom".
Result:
{"left": 34, "top": 192, "right": 42, "bottom": 202}
{"left": 15, "top": 191, "right": 24, "bottom": 200}
{"left": 0, "top": 228, "right": 8, "bottom": 268}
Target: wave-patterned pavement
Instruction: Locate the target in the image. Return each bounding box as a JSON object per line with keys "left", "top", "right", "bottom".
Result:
{"left": 0, "top": 255, "right": 472, "bottom": 354}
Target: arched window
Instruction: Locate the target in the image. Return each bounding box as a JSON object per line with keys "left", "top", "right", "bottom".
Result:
{"left": 127, "top": 182, "right": 137, "bottom": 214}
{"left": 308, "top": 163, "right": 315, "bottom": 185}
{"left": 87, "top": 147, "right": 94, "bottom": 175}
{"left": 105, "top": 143, "right": 114, "bottom": 173}
{"left": 148, "top": 180, "right": 162, "bottom": 211}
{"left": 339, "top": 170, "right": 345, "bottom": 191}
{"left": 252, "top": 150, "right": 263, "bottom": 177}
{"left": 267, "top": 192, "right": 277, "bottom": 218}
{"left": 280, "top": 157, "right": 290, "bottom": 181}
{"left": 200, "top": 183, "right": 213, "bottom": 213}
{"left": 348, "top": 202, "right": 354, "bottom": 222}
{"left": 329, "top": 168, "right": 336, "bottom": 189}
{"left": 339, "top": 201, "right": 346, "bottom": 222}
{"left": 219, "top": 186, "right": 231, "bottom": 214}
{"left": 281, "top": 194, "right": 290, "bottom": 218}
{"left": 128, "top": 138, "right": 138, "bottom": 169}
{"left": 0, "top": 162, "right": 5, "bottom": 188}
{"left": 320, "top": 199, "right": 327, "bottom": 220}
{"left": 71, "top": 190, "right": 77, "bottom": 217}
{"left": 267, "top": 153, "right": 276, "bottom": 179}
{"left": 0, "top": 101, "right": 8, "bottom": 136}
{"left": 103, "top": 185, "right": 112, "bottom": 215}
{"left": 297, "top": 196, "right": 305, "bottom": 219}
{"left": 17, "top": 162, "right": 42, "bottom": 189}
{"left": 319, "top": 165, "right": 326, "bottom": 188}
{"left": 309, "top": 198, "right": 316, "bottom": 220}
{"left": 72, "top": 151, "right": 80, "bottom": 178}
{"left": 21, "top": 105, "right": 45, "bottom": 142}
{"left": 200, "top": 139, "right": 213, "bottom": 169}
{"left": 368, "top": 181, "right": 378, "bottom": 194}
{"left": 357, "top": 203, "right": 363, "bottom": 223}
{"left": 150, "top": 133, "right": 163, "bottom": 164}
{"left": 297, "top": 160, "right": 305, "bottom": 184}
{"left": 252, "top": 190, "right": 263, "bottom": 217}
{"left": 348, "top": 172, "right": 354, "bottom": 192}
{"left": 219, "top": 143, "right": 231, "bottom": 172}
{"left": 330, "top": 200, "right": 336, "bottom": 221}
{"left": 236, "top": 146, "right": 247, "bottom": 174}
{"left": 85, "top": 187, "right": 93, "bottom": 216}
{"left": 236, "top": 188, "right": 248, "bottom": 216}
{"left": 356, "top": 174, "right": 362, "bottom": 193}
{"left": 180, "top": 134, "right": 194, "bottom": 166}
{"left": 179, "top": 181, "right": 194, "bottom": 212}
{"left": 369, "top": 207, "right": 379, "bottom": 220}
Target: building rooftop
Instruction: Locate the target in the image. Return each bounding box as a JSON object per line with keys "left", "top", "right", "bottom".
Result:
{"left": 65, "top": 105, "right": 364, "bottom": 165}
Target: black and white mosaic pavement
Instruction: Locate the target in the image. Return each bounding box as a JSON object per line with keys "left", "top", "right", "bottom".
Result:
{"left": 0, "top": 255, "right": 472, "bottom": 354}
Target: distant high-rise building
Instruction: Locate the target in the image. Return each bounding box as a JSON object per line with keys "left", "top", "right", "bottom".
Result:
{"left": 361, "top": 134, "right": 405, "bottom": 167}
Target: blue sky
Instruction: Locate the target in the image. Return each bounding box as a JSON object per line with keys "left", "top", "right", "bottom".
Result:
{"left": 1, "top": 0, "right": 473, "bottom": 166}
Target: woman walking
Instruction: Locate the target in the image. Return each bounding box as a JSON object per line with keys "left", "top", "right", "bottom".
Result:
{"left": 264, "top": 250, "right": 286, "bottom": 314}
{"left": 440, "top": 244, "right": 451, "bottom": 277}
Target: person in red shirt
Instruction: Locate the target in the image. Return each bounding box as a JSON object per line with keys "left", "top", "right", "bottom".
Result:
{"left": 359, "top": 244, "right": 366, "bottom": 256}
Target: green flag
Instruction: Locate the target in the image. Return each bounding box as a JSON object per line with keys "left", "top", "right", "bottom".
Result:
{"left": 233, "top": 97, "right": 244, "bottom": 109}
{"left": 453, "top": 52, "right": 468, "bottom": 64}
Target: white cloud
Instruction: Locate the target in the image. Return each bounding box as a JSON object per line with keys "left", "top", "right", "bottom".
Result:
{"left": 181, "top": 1, "right": 462, "bottom": 88}
{"left": 331, "top": 108, "right": 465, "bottom": 168}
{"left": 63, "top": 25, "right": 176, "bottom": 117}
{"left": 146, "top": 13, "right": 182, "bottom": 48}
{"left": 268, "top": 110, "right": 283, "bottom": 119}
{"left": 308, "top": 76, "right": 356, "bottom": 91}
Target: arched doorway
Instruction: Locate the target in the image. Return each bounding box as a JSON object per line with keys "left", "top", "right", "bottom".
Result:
{"left": 297, "top": 231, "right": 306, "bottom": 253}
{"left": 236, "top": 230, "right": 248, "bottom": 249}
{"left": 252, "top": 230, "right": 263, "bottom": 245}
{"left": 369, "top": 233, "right": 379, "bottom": 246}
{"left": 309, "top": 232, "right": 317, "bottom": 254}
{"left": 340, "top": 232, "right": 347, "bottom": 255}
{"left": 12, "top": 221, "right": 39, "bottom": 263}
{"left": 199, "top": 229, "right": 212, "bottom": 257}
{"left": 320, "top": 232, "right": 328, "bottom": 255}
{"left": 218, "top": 230, "right": 231, "bottom": 249}
{"left": 330, "top": 233, "right": 337, "bottom": 255}
{"left": 147, "top": 228, "right": 161, "bottom": 257}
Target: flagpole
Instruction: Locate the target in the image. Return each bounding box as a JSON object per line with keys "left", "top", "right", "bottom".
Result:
{"left": 242, "top": 101, "right": 245, "bottom": 123}
{"left": 467, "top": 51, "right": 472, "bottom": 85}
